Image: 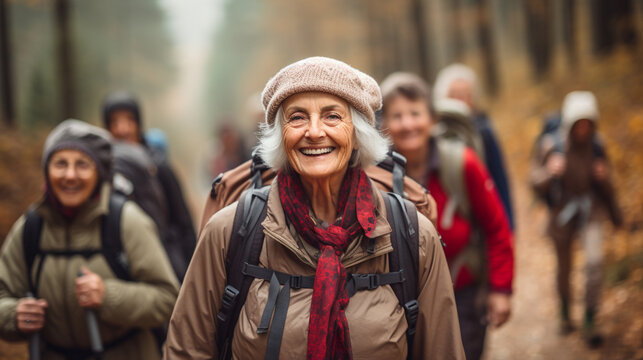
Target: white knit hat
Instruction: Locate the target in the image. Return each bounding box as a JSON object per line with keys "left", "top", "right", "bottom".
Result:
{"left": 562, "top": 91, "right": 599, "bottom": 129}
{"left": 432, "top": 63, "right": 480, "bottom": 106}
{"left": 261, "top": 57, "right": 382, "bottom": 126}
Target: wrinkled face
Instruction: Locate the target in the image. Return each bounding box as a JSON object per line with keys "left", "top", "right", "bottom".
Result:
{"left": 447, "top": 78, "right": 474, "bottom": 110}
{"left": 282, "top": 92, "right": 355, "bottom": 181}
{"left": 48, "top": 149, "right": 99, "bottom": 208}
{"left": 108, "top": 110, "right": 139, "bottom": 143}
{"left": 570, "top": 118, "right": 594, "bottom": 143}
{"left": 382, "top": 95, "right": 433, "bottom": 155}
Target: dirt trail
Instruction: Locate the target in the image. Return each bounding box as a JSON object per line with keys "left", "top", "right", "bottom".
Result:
{"left": 485, "top": 180, "right": 642, "bottom": 360}
{"left": 482, "top": 50, "right": 643, "bottom": 358}
{"left": 484, "top": 181, "right": 597, "bottom": 359}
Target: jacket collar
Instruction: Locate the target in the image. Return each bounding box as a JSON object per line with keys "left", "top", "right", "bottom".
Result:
{"left": 36, "top": 183, "right": 111, "bottom": 226}
{"left": 261, "top": 176, "right": 393, "bottom": 270}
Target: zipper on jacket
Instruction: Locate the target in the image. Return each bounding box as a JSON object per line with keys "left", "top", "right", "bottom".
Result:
{"left": 263, "top": 227, "right": 394, "bottom": 269}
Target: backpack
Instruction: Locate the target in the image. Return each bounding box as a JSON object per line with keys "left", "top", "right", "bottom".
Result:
{"left": 434, "top": 108, "right": 485, "bottom": 163}
{"left": 531, "top": 112, "right": 606, "bottom": 208}
{"left": 112, "top": 141, "right": 191, "bottom": 281}
{"left": 215, "top": 186, "right": 420, "bottom": 360}
{"left": 112, "top": 142, "right": 168, "bottom": 229}
{"left": 199, "top": 150, "right": 436, "bottom": 235}
{"left": 434, "top": 138, "right": 486, "bottom": 284}
{"left": 203, "top": 152, "right": 430, "bottom": 359}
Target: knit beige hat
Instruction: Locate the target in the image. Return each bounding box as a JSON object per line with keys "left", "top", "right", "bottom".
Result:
{"left": 261, "top": 57, "right": 381, "bottom": 125}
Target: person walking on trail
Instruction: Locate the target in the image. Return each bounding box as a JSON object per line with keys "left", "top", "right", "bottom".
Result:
{"left": 379, "top": 72, "right": 514, "bottom": 360}
{"left": 164, "top": 57, "right": 465, "bottom": 359}
{"left": 102, "top": 92, "right": 197, "bottom": 282}
{"left": 433, "top": 63, "right": 515, "bottom": 230}
{"left": 530, "top": 91, "right": 622, "bottom": 347}
{"left": 0, "top": 119, "right": 178, "bottom": 359}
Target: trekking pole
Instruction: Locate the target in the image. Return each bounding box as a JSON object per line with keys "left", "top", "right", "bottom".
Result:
{"left": 25, "top": 292, "right": 40, "bottom": 360}
{"left": 77, "top": 271, "right": 103, "bottom": 359}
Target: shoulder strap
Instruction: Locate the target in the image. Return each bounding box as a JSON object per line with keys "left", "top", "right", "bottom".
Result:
{"left": 382, "top": 191, "right": 419, "bottom": 358}
{"left": 436, "top": 138, "right": 469, "bottom": 228}
{"left": 23, "top": 209, "right": 44, "bottom": 295}
{"left": 250, "top": 149, "right": 270, "bottom": 190}
{"left": 217, "top": 186, "right": 270, "bottom": 360}
{"left": 375, "top": 150, "right": 407, "bottom": 196}
{"left": 101, "top": 192, "right": 131, "bottom": 281}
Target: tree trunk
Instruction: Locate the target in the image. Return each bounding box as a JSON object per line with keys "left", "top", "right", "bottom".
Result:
{"left": 562, "top": 0, "right": 577, "bottom": 65}
{"left": 0, "top": 0, "right": 14, "bottom": 127}
{"left": 410, "top": 0, "right": 430, "bottom": 80}
{"left": 54, "top": 0, "right": 75, "bottom": 119}
{"left": 451, "top": 0, "right": 464, "bottom": 61}
{"left": 477, "top": 0, "right": 498, "bottom": 95}
{"left": 525, "top": 0, "right": 553, "bottom": 79}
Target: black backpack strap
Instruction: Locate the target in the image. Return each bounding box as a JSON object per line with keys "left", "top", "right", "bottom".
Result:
{"left": 376, "top": 150, "right": 407, "bottom": 196}
{"left": 100, "top": 192, "right": 131, "bottom": 281}
{"left": 23, "top": 209, "right": 44, "bottom": 296}
{"left": 383, "top": 191, "right": 420, "bottom": 358}
{"left": 217, "top": 186, "right": 270, "bottom": 360}
{"left": 250, "top": 149, "right": 270, "bottom": 190}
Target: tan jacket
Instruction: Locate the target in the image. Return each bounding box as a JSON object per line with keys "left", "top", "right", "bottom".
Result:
{"left": 199, "top": 160, "right": 437, "bottom": 236}
{"left": 0, "top": 184, "right": 179, "bottom": 359}
{"left": 165, "top": 182, "right": 464, "bottom": 359}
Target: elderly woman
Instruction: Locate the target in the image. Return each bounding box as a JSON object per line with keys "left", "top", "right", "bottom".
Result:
{"left": 0, "top": 120, "right": 179, "bottom": 359}
{"left": 164, "top": 57, "right": 464, "bottom": 359}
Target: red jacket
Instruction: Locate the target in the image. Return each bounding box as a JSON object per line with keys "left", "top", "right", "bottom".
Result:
{"left": 427, "top": 145, "right": 514, "bottom": 292}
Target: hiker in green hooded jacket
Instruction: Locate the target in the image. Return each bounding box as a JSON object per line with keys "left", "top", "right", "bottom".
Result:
{"left": 0, "top": 119, "right": 178, "bottom": 359}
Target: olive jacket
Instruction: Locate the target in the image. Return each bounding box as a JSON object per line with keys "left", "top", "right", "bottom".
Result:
{"left": 0, "top": 184, "right": 179, "bottom": 359}
{"left": 165, "top": 181, "right": 464, "bottom": 359}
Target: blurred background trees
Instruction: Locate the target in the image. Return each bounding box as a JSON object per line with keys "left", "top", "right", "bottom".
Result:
{"left": 203, "top": 0, "right": 640, "bottom": 128}
{"left": 1, "top": 0, "right": 174, "bottom": 129}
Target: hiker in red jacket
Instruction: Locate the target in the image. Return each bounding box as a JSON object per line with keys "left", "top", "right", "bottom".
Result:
{"left": 380, "top": 72, "right": 514, "bottom": 360}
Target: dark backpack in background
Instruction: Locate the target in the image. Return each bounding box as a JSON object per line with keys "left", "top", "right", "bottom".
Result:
{"left": 111, "top": 141, "right": 191, "bottom": 281}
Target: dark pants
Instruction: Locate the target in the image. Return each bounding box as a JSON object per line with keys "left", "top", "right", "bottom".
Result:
{"left": 550, "top": 219, "right": 604, "bottom": 313}
{"left": 455, "top": 285, "right": 487, "bottom": 360}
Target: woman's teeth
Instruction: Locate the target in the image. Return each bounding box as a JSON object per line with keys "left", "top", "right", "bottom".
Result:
{"left": 301, "top": 147, "right": 334, "bottom": 156}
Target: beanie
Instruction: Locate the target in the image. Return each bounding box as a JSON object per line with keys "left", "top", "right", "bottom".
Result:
{"left": 261, "top": 57, "right": 381, "bottom": 126}
{"left": 43, "top": 119, "right": 113, "bottom": 184}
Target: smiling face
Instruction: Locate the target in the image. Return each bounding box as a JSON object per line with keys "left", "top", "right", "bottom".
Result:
{"left": 281, "top": 92, "right": 356, "bottom": 183}
{"left": 48, "top": 149, "right": 99, "bottom": 208}
{"left": 382, "top": 95, "right": 434, "bottom": 155}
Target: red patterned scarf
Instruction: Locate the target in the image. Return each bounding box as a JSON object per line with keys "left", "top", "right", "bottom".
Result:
{"left": 278, "top": 167, "right": 376, "bottom": 360}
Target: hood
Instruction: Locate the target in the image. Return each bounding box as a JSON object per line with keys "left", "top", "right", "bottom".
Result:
{"left": 102, "top": 91, "right": 143, "bottom": 134}
{"left": 561, "top": 91, "right": 599, "bottom": 137}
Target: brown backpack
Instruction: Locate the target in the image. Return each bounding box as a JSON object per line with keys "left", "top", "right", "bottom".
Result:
{"left": 199, "top": 152, "right": 437, "bottom": 235}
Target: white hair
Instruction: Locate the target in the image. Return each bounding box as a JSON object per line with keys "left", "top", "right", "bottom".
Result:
{"left": 433, "top": 63, "right": 481, "bottom": 108}
{"left": 256, "top": 106, "right": 389, "bottom": 170}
